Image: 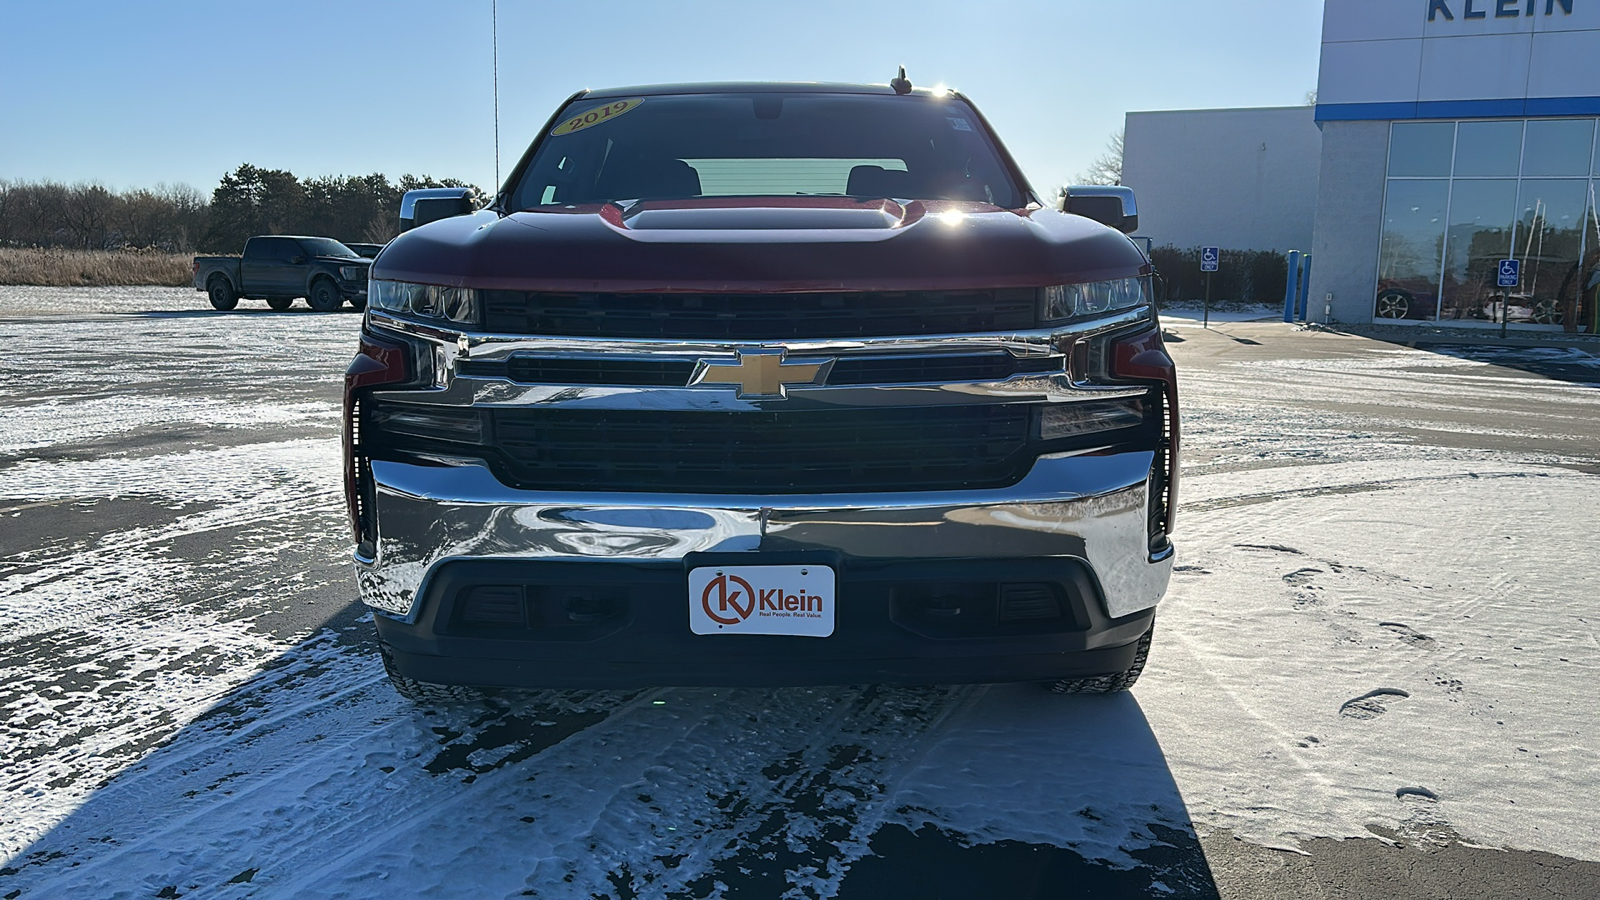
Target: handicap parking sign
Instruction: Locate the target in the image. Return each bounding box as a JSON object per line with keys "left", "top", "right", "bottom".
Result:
{"left": 1201, "top": 247, "right": 1219, "bottom": 273}
{"left": 1497, "top": 258, "right": 1520, "bottom": 288}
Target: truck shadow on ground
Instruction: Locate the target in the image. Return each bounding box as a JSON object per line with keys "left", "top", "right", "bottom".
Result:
{"left": 4, "top": 627, "right": 1219, "bottom": 899}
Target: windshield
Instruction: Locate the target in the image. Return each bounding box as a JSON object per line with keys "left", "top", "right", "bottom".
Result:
{"left": 509, "top": 92, "right": 1027, "bottom": 210}
{"left": 299, "top": 238, "right": 361, "bottom": 259}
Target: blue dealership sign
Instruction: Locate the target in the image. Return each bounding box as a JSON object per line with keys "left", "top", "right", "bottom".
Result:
{"left": 1497, "top": 258, "right": 1521, "bottom": 288}
{"left": 1201, "top": 247, "right": 1220, "bottom": 273}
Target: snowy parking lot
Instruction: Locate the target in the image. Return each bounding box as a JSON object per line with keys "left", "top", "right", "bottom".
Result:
{"left": 2, "top": 289, "right": 1599, "bottom": 898}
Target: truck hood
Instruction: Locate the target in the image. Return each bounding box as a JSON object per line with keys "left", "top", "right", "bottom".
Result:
{"left": 372, "top": 198, "right": 1146, "bottom": 293}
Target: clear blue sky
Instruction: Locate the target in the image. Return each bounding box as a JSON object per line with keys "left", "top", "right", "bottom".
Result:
{"left": 0, "top": 0, "right": 1325, "bottom": 198}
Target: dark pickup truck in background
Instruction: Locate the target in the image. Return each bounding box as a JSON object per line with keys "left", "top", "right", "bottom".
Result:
{"left": 193, "top": 235, "right": 371, "bottom": 311}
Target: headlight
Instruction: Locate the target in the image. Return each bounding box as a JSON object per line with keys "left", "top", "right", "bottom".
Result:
{"left": 369, "top": 280, "right": 479, "bottom": 326}
{"left": 1039, "top": 276, "right": 1149, "bottom": 323}
{"left": 340, "top": 265, "right": 365, "bottom": 280}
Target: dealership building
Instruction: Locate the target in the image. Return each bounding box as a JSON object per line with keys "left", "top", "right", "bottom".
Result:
{"left": 1123, "top": 0, "right": 1600, "bottom": 334}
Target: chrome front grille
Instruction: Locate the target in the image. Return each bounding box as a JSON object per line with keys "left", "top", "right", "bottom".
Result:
{"left": 456, "top": 351, "right": 1061, "bottom": 387}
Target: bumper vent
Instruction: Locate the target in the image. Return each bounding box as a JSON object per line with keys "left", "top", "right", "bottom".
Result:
{"left": 459, "top": 585, "right": 527, "bottom": 626}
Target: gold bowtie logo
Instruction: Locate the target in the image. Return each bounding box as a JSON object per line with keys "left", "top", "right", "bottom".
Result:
{"left": 692, "top": 349, "right": 833, "bottom": 399}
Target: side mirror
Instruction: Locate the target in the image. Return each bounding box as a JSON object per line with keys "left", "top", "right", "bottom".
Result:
{"left": 289, "top": 256, "right": 306, "bottom": 265}
{"left": 399, "top": 187, "right": 478, "bottom": 232}
{"left": 1063, "top": 185, "right": 1138, "bottom": 234}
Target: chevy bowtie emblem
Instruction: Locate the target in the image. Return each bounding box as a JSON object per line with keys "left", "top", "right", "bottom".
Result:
{"left": 691, "top": 349, "right": 834, "bottom": 399}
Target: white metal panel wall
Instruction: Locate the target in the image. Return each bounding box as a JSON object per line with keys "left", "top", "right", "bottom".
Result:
{"left": 1120, "top": 107, "right": 1321, "bottom": 253}
{"left": 1320, "top": 0, "right": 1600, "bottom": 118}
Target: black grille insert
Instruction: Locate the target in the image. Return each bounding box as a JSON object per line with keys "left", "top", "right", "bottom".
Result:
{"left": 459, "top": 357, "right": 694, "bottom": 386}
{"left": 481, "top": 289, "right": 1039, "bottom": 339}
{"left": 485, "top": 405, "right": 1033, "bottom": 493}
{"left": 828, "top": 353, "right": 1059, "bottom": 385}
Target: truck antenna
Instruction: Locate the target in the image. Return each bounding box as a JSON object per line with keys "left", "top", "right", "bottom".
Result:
{"left": 492, "top": 0, "right": 501, "bottom": 190}
{"left": 890, "top": 65, "right": 912, "bottom": 95}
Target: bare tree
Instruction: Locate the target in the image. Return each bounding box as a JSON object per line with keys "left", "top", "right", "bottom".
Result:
{"left": 157, "top": 183, "right": 208, "bottom": 250}
{"left": 61, "top": 183, "right": 114, "bottom": 249}
{"left": 0, "top": 180, "right": 12, "bottom": 245}
{"left": 1074, "top": 130, "right": 1124, "bottom": 186}
{"left": 19, "top": 182, "right": 69, "bottom": 246}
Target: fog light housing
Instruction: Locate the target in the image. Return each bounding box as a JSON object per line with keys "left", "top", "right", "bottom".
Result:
{"left": 1038, "top": 399, "right": 1144, "bottom": 439}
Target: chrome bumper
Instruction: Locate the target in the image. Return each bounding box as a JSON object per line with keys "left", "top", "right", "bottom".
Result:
{"left": 356, "top": 449, "right": 1172, "bottom": 623}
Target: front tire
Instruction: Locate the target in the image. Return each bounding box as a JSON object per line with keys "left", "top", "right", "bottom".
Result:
{"left": 378, "top": 641, "right": 490, "bottom": 705}
{"left": 207, "top": 278, "right": 238, "bottom": 311}
{"left": 308, "top": 279, "right": 343, "bottom": 312}
{"left": 1047, "top": 620, "right": 1154, "bottom": 695}
{"left": 266, "top": 296, "right": 293, "bottom": 311}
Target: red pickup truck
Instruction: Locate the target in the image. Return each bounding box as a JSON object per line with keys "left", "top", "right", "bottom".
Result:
{"left": 343, "top": 80, "right": 1178, "bottom": 700}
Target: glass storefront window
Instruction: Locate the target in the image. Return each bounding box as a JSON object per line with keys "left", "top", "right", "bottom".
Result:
{"left": 1379, "top": 118, "right": 1599, "bottom": 329}
{"left": 1510, "top": 179, "right": 1588, "bottom": 325}
{"left": 1388, "top": 122, "right": 1456, "bottom": 177}
{"left": 1582, "top": 190, "right": 1600, "bottom": 333}
{"left": 1376, "top": 180, "right": 1449, "bottom": 320}
{"left": 1521, "top": 120, "right": 1596, "bottom": 177}
{"left": 1439, "top": 179, "right": 1518, "bottom": 321}
{"left": 1455, "top": 121, "right": 1524, "bottom": 178}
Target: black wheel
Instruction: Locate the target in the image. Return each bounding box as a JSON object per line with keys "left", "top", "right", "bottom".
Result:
{"left": 1375, "top": 290, "right": 1410, "bottom": 319}
{"left": 1047, "top": 620, "right": 1154, "bottom": 695}
{"left": 378, "top": 641, "right": 490, "bottom": 705}
{"left": 1532, "top": 298, "right": 1563, "bottom": 325}
{"left": 266, "top": 296, "right": 293, "bottom": 311}
{"left": 347, "top": 293, "right": 368, "bottom": 312}
{"left": 308, "top": 279, "right": 343, "bottom": 312}
{"left": 207, "top": 277, "right": 238, "bottom": 311}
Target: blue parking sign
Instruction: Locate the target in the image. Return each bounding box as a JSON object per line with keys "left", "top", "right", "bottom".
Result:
{"left": 1497, "top": 258, "right": 1520, "bottom": 288}
{"left": 1201, "top": 247, "right": 1220, "bottom": 273}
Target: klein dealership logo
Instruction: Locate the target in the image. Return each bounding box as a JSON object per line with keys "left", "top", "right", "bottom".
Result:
{"left": 1429, "top": 0, "right": 1574, "bottom": 21}
{"left": 701, "top": 572, "right": 825, "bottom": 625}
{"left": 688, "top": 565, "right": 836, "bottom": 637}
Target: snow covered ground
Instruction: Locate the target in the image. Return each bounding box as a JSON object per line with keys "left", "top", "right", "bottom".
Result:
{"left": 1159, "top": 303, "right": 1282, "bottom": 328}
{"left": 2, "top": 289, "right": 1598, "bottom": 897}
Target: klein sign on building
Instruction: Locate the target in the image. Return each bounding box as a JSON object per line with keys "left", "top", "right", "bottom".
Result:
{"left": 1427, "top": 0, "right": 1574, "bottom": 21}
{"left": 1317, "top": 0, "right": 1600, "bottom": 121}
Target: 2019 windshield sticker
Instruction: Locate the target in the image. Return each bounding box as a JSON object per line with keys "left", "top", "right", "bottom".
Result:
{"left": 550, "top": 98, "right": 645, "bottom": 136}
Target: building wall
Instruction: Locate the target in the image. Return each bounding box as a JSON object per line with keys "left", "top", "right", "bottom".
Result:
{"left": 1121, "top": 107, "right": 1322, "bottom": 253}
{"left": 1306, "top": 121, "right": 1391, "bottom": 324}
{"left": 1318, "top": 0, "right": 1600, "bottom": 121}
{"left": 1311, "top": 1, "right": 1600, "bottom": 333}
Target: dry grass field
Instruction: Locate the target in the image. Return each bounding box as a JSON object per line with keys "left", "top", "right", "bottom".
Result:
{"left": 0, "top": 247, "right": 194, "bottom": 287}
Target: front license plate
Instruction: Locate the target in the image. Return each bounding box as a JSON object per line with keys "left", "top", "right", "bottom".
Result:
{"left": 688, "top": 565, "right": 836, "bottom": 637}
